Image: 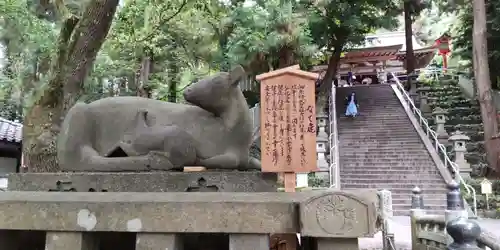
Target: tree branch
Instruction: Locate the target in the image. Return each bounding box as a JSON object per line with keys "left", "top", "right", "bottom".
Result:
{"left": 138, "top": 0, "right": 189, "bottom": 43}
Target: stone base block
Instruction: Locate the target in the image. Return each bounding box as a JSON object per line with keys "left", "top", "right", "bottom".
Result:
{"left": 8, "top": 172, "right": 277, "bottom": 192}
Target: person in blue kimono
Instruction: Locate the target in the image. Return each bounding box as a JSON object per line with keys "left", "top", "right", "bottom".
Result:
{"left": 345, "top": 92, "right": 358, "bottom": 117}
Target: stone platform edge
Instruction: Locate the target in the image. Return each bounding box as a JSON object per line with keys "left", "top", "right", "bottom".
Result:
{"left": 7, "top": 171, "right": 278, "bottom": 192}
{"left": 0, "top": 191, "right": 378, "bottom": 238}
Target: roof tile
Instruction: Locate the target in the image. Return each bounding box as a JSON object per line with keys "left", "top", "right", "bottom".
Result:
{"left": 0, "top": 118, "right": 22, "bottom": 143}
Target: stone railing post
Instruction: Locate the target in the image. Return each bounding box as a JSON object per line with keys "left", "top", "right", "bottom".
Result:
{"left": 445, "top": 181, "right": 468, "bottom": 245}
{"left": 446, "top": 217, "right": 482, "bottom": 250}
{"left": 433, "top": 107, "right": 449, "bottom": 144}
{"left": 448, "top": 131, "right": 472, "bottom": 178}
{"left": 378, "top": 189, "right": 394, "bottom": 250}
{"left": 417, "top": 86, "right": 431, "bottom": 113}
{"left": 316, "top": 112, "right": 329, "bottom": 181}
{"left": 410, "top": 186, "right": 425, "bottom": 250}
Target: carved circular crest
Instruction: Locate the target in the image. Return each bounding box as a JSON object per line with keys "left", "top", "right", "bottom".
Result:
{"left": 315, "top": 194, "right": 356, "bottom": 234}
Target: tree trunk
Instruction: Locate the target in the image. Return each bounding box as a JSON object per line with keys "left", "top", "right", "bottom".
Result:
{"left": 278, "top": 47, "right": 295, "bottom": 69}
{"left": 22, "top": 0, "right": 120, "bottom": 173}
{"left": 316, "top": 39, "right": 344, "bottom": 109}
{"left": 472, "top": 0, "right": 500, "bottom": 175}
{"left": 404, "top": 0, "right": 415, "bottom": 90}
{"left": 137, "top": 56, "right": 152, "bottom": 98}
{"left": 316, "top": 39, "right": 345, "bottom": 113}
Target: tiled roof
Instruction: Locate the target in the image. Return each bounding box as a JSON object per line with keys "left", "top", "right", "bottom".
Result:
{"left": 0, "top": 118, "right": 22, "bottom": 143}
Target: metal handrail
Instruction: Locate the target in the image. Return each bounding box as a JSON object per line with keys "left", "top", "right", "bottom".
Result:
{"left": 389, "top": 72, "right": 477, "bottom": 216}
{"left": 329, "top": 85, "right": 340, "bottom": 189}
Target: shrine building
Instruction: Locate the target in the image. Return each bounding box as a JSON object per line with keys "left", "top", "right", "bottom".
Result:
{"left": 311, "top": 31, "right": 436, "bottom": 84}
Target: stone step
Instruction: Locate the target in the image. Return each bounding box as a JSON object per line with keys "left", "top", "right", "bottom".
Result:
{"left": 339, "top": 157, "right": 433, "bottom": 162}
{"left": 339, "top": 169, "right": 443, "bottom": 175}
{"left": 339, "top": 139, "right": 424, "bottom": 144}
{"left": 339, "top": 142, "right": 426, "bottom": 146}
{"left": 392, "top": 198, "right": 447, "bottom": 206}
{"left": 340, "top": 152, "right": 431, "bottom": 157}
{"left": 341, "top": 183, "right": 447, "bottom": 189}
{"left": 338, "top": 121, "right": 415, "bottom": 125}
{"left": 391, "top": 193, "right": 447, "bottom": 200}
{"left": 339, "top": 150, "right": 430, "bottom": 154}
{"left": 340, "top": 173, "right": 444, "bottom": 180}
{"left": 340, "top": 168, "right": 439, "bottom": 174}
{"left": 340, "top": 178, "right": 444, "bottom": 184}
{"left": 339, "top": 143, "right": 426, "bottom": 147}
{"left": 338, "top": 134, "right": 423, "bottom": 139}
{"left": 339, "top": 163, "right": 437, "bottom": 168}
{"left": 338, "top": 125, "right": 416, "bottom": 129}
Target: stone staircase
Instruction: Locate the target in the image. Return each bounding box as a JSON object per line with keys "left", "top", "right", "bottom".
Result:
{"left": 336, "top": 84, "right": 447, "bottom": 215}
{"left": 423, "top": 78, "right": 487, "bottom": 175}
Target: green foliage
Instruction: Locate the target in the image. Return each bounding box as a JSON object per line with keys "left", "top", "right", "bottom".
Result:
{"left": 305, "top": 0, "right": 400, "bottom": 52}
{"left": 0, "top": 0, "right": 418, "bottom": 119}
{"left": 0, "top": 0, "right": 57, "bottom": 120}
{"left": 450, "top": 0, "right": 500, "bottom": 89}
{"left": 225, "top": 0, "right": 317, "bottom": 72}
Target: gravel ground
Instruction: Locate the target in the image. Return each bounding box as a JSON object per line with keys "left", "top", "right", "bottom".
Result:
{"left": 357, "top": 216, "right": 500, "bottom": 250}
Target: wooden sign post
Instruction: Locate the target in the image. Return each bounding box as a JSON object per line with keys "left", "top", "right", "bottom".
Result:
{"left": 256, "top": 65, "right": 318, "bottom": 191}
{"left": 257, "top": 65, "right": 318, "bottom": 250}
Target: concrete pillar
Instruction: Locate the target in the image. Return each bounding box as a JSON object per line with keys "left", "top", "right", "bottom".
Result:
{"left": 417, "top": 86, "right": 431, "bottom": 113}
{"left": 448, "top": 130, "right": 472, "bottom": 178}
{"left": 433, "top": 107, "right": 449, "bottom": 144}
{"left": 136, "top": 233, "right": 183, "bottom": 250}
{"left": 229, "top": 234, "right": 269, "bottom": 250}
{"left": 45, "top": 232, "right": 99, "bottom": 250}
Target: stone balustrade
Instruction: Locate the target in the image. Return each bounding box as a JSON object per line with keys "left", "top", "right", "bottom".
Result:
{"left": 410, "top": 182, "right": 500, "bottom": 250}
{"left": 0, "top": 189, "right": 378, "bottom": 250}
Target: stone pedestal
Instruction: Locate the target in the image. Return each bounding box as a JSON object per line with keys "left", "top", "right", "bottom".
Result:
{"left": 417, "top": 86, "right": 431, "bottom": 113}
{"left": 432, "top": 107, "right": 449, "bottom": 144}
{"left": 448, "top": 131, "right": 472, "bottom": 178}
{"left": 8, "top": 172, "right": 277, "bottom": 192}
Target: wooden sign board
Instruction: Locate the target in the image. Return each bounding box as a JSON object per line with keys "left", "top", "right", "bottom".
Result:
{"left": 256, "top": 65, "right": 318, "bottom": 173}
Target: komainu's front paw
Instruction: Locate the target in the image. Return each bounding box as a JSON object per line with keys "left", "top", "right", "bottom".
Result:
{"left": 147, "top": 151, "right": 174, "bottom": 171}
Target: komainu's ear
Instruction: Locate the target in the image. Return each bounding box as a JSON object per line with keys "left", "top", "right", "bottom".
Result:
{"left": 229, "top": 65, "right": 246, "bottom": 86}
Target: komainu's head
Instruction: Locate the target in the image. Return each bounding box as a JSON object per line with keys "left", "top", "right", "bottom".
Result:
{"left": 183, "top": 65, "right": 246, "bottom": 114}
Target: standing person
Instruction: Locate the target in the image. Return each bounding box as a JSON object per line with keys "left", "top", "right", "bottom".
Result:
{"left": 345, "top": 92, "right": 359, "bottom": 117}
{"left": 347, "top": 71, "right": 353, "bottom": 85}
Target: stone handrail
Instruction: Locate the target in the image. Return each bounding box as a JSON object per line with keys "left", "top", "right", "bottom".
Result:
{"left": 0, "top": 190, "right": 379, "bottom": 250}
{"left": 410, "top": 182, "right": 500, "bottom": 250}
{"left": 389, "top": 71, "right": 478, "bottom": 216}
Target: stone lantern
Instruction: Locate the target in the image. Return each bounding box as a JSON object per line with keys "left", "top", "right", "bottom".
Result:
{"left": 316, "top": 112, "right": 329, "bottom": 139}
{"left": 416, "top": 86, "right": 431, "bottom": 113}
{"left": 448, "top": 130, "right": 472, "bottom": 178}
{"left": 316, "top": 112, "right": 329, "bottom": 175}
{"left": 432, "top": 107, "right": 449, "bottom": 144}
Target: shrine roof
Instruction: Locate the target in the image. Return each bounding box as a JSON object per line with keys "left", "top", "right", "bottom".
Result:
{"left": 0, "top": 118, "right": 22, "bottom": 143}
{"left": 256, "top": 65, "right": 320, "bottom": 82}
{"left": 340, "top": 45, "right": 402, "bottom": 63}
{"left": 395, "top": 46, "right": 436, "bottom": 59}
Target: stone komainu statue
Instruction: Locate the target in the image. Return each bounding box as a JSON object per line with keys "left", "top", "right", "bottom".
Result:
{"left": 57, "top": 65, "right": 261, "bottom": 172}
